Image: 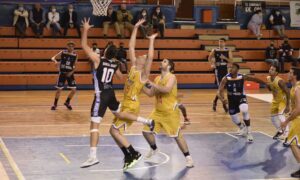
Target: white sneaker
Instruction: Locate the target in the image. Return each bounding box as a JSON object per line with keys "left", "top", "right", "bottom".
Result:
{"left": 186, "top": 156, "right": 194, "bottom": 168}
{"left": 80, "top": 157, "right": 99, "bottom": 168}
{"left": 237, "top": 125, "right": 247, "bottom": 137}
{"left": 247, "top": 133, "right": 254, "bottom": 143}
{"left": 144, "top": 149, "right": 159, "bottom": 160}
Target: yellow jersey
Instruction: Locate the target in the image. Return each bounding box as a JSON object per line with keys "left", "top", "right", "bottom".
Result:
{"left": 267, "top": 75, "right": 286, "bottom": 103}
{"left": 154, "top": 73, "right": 178, "bottom": 112}
{"left": 290, "top": 82, "right": 300, "bottom": 110}
{"left": 122, "top": 66, "right": 145, "bottom": 107}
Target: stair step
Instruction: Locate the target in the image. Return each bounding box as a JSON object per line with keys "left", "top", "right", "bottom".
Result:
{"left": 226, "top": 24, "right": 241, "bottom": 30}
{"left": 198, "top": 34, "right": 229, "bottom": 41}
{"left": 204, "top": 45, "right": 236, "bottom": 51}
{"left": 232, "top": 56, "right": 243, "bottom": 63}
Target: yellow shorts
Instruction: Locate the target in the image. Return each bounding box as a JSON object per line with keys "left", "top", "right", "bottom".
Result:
{"left": 112, "top": 101, "right": 140, "bottom": 130}
{"left": 271, "top": 101, "right": 286, "bottom": 115}
{"left": 143, "top": 108, "right": 181, "bottom": 137}
{"left": 286, "top": 117, "right": 300, "bottom": 147}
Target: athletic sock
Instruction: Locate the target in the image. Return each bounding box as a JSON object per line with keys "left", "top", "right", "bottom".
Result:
{"left": 120, "top": 146, "right": 131, "bottom": 157}
{"left": 137, "top": 116, "right": 151, "bottom": 125}
{"left": 244, "top": 119, "right": 251, "bottom": 132}
{"left": 183, "top": 151, "right": 190, "bottom": 157}
{"left": 127, "top": 145, "right": 137, "bottom": 155}
{"left": 66, "top": 97, "right": 71, "bottom": 104}
{"left": 54, "top": 98, "right": 58, "bottom": 106}
{"left": 150, "top": 144, "right": 157, "bottom": 150}
{"left": 90, "top": 147, "right": 97, "bottom": 158}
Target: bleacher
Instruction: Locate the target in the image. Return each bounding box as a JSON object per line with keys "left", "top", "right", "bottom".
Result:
{"left": 0, "top": 26, "right": 299, "bottom": 89}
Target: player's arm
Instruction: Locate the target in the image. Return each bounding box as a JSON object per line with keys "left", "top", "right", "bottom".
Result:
{"left": 228, "top": 50, "right": 233, "bottom": 64}
{"left": 217, "top": 77, "right": 227, "bottom": 104}
{"left": 143, "top": 33, "right": 158, "bottom": 79}
{"left": 66, "top": 56, "right": 77, "bottom": 77}
{"left": 278, "top": 79, "right": 290, "bottom": 113}
{"left": 150, "top": 75, "right": 176, "bottom": 94}
{"left": 143, "top": 84, "right": 155, "bottom": 97}
{"left": 208, "top": 49, "right": 215, "bottom": 67}
{"left": 244, "top": 75, "right": 266, "bottom": 85}
{"left": 51, "top": 51, "right": 62, "bottom": 64}
{"left": 129, "top": 19, "right": 145, "bottom": 66}
{"left": 282, "top": 87, "right": 300, "bottom": 129}
{"left": 81, "top": 18, "right": 99, "bottom": 64}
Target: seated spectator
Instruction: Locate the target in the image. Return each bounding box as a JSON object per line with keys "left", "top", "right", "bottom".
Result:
{"left": 47, "top": 6, "right": 62, "bottom": 37}
{"left": 117, "top": 4, "right": 134, "bottom": 38}
{"left": 265, "top": 40, "right": 278, "bottom": 66}
{"left": 247, "top": 10, "right": 263, "bottom": 39}
{"left": 116, "top": 42, "right": 128, "bottom": 73}
{"left": 152, "top": 6, "right": 165, "bottom": 38}
{"left": 103, "top": 6, "right": 121, "bottom": 38}
{"left": 62, "top": 4, "right": 81, "bottom": 37}
{"left": 279, "top": 38, "right": 296, "bottom": 72}
{"left": 30, "top": 3, "right": 46, "bottom": 38}
{"left": 137, "top": 8, "right": 151, "bottom": 38}
{"left": 269, "top": 9, "right": 286, "bottom": 38}
{"left": 13, "top": 3, "right": 29, "bottom": 38}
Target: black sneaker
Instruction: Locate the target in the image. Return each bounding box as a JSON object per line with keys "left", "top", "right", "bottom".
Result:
{"left": 64, "top": 102, "right": 72, "bottom": 110}
{"left": 123, "top": 155, "right": 133, "bottom": 171}
{"left": 212, "top": 101, "right": 217, "bottom": 112}
{"left": 291, "top": 169, "right": 300, "bottom": 178}
{"left": 51, "top": 105, "right": 57, "bottom": 110}
{"left": 149, "top": 120, "right": 155, "bottom": 131}
{"left": 127, "top": 152, "right": 142, "bottom": 170}
{"left": 273, "top": 131, "right": 283, "bottom": 140}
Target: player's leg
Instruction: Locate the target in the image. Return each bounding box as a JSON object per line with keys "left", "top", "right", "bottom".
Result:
{"left": 228, "top": 98, "right": 246, "bottom": 135}
{"left": 174, "top": 131, "right": 194, "bottom": 168}
{"left": 290, "top": 145, "right": 300, "bottom": 177}
{"left": 178, "top": 104, "right": 190, "bottom": 125}
{"left": 64, "top": 74, "right": 76, "bottom": 110}
{"left": 142, "top": 117, "right": 161, "bottom": 160}
{"left": 239, "top": 102, "right": 253, "bottom": 143}
{"left": 51, "top": 73, "right": 65, "bottom": 110}
{"left": 213, "top": 69, "right": 219, "bottom": 111}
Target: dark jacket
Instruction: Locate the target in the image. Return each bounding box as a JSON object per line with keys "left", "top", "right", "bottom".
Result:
{"left": 62, "top": 10, "right": 78, "bottom": 25}
{"left": 137, "top": 12, "right": 151, "bottom": 26}
{"left": 103, "top": 11, "right": 117, "bottom": 23}
{"left": 266, "top": 46, "right": 277, "bottom": 59}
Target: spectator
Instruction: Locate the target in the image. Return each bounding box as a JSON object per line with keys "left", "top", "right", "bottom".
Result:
{"left": 62, "top": 4, "right": 81, "bottom": 37}
{"left": 30, "top": 3, "right": 46, "bottom": 38}
{"left": 265, "top": 40, "right": 278, "bottom": 66}
{"left": 116, "top": 42, "right": 128, "bottom": 73}
{"left": 247, "top": 10, "right": 263, "bottom": 39}
{"left": 117, "top": 4, "right": 134, "bottom": 38}
{"left": 47, "top": 6, "right": 62, "bottom": 37}
{"left": 152, "top": 6, "right": 165, "bottom": 38}
{"left": 13, "top": 3, "right": 29, "bottom": 38}
{"left": 269, "top": 9, "right": 286, "bottom": 38}
{"left": 279, "top": 38, "right": 295, "bottom": 73}
{"left": 103, "top": 6, "right": 121, "bottom": 38}
{"left": 137, "top": 8, "right": 151, "bottom": 38}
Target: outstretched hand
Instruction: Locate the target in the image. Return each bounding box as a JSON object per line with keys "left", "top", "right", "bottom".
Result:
{"left": 81, "top": 17, "right": 94, "bottom": 30}
{"left": 147, "top": 33, "right": 158, "bottom": 40}
{"left": 135, "top": 19, "right": 145, "bottom": 27}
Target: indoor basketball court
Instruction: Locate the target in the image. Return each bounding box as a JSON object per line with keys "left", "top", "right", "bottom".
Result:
{"left": 0, "top": 0, "right": 300, "bottom": 179}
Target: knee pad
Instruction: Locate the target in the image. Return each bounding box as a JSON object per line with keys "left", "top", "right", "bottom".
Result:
{"left": 230, "top": 114, "right": 241, "bottom": 125}
{"left": 91, "top": 117, "right": 102, "bottom": 124}
{"left": 239, "top": 103, "right": 248, "bottom": 113}
{"left": 90, "top": 129, "right": 99, "bottom": 133}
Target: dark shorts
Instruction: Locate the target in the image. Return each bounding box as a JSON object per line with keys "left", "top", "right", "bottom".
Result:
{"left": 56, "top": 72, "right": 76, "bottom": 89}
{"left": 228, "top": 95, "right": 248, "bottom": 115}
{"left": 91, "top": 89, "right": 120, "bottom": 118}
{"left": 214, "top": 68, "right": 227, "bottom": 86}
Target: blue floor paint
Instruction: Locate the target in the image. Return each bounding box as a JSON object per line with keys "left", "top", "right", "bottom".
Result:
{"left": 1, "top": 133, "right": 298, "bottom": 180}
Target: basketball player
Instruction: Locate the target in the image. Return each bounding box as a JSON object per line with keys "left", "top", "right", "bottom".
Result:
{"left": 218, "top": 63, "right": 266, "bottom": 143}
{"left": 51, "top": 41, "right": 77, "bottom": 110}
{"left": 142, "top": 59, "right": 194, "bottom": 168}
{"left": 208, "top": 38, "right": 233, "bottom": 113}
{"left": 281, "top": 67, "right": 300, "bottom": 178}
{"left": 109, "top": 19, "right": 157, "bottom": 171}
{"left": 267, "top": 65, "right": 290, "bottom": 140}
{"left": 80, "top": 18, "right": 154, "bottom": 168}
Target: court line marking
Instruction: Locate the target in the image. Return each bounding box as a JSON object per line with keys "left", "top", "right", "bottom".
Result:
{"left": 0, "top": 138, "right": 25, "bottom": 180}
{"left": 225, "top": 132, "right": 239, "bottom": 139}
{"left": 0, "top": 160, "right": 9, "bottom": 180}
{"left": 59, "top": 153, "right": 71, "bottom": 164}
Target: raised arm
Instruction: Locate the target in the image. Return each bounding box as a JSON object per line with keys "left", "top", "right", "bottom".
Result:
{"left": 81, "top": 18, "right": 99, "bottom": 65}
{"left": 129, "top": 19, "right": 145, "bottom": 66}
{"left": 143, "top": 33, "right": 158, "bottom": 79}
{"left": 217, "top": 77, "right": 227, "bottom": 103}
{"left": 150, "top": 74, "right": 176, "bottom": 94}
{"left": 278, "top": 79, "right": 290, "bottom": 113}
